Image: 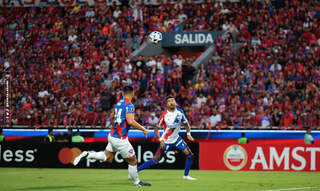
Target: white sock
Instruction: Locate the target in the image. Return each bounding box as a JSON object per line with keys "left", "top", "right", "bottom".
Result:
{"left": 128, "top": 165, "right": 139, "bottom": 184}
{"left": 86, "top": 151, "right": 106, "bottom": 162}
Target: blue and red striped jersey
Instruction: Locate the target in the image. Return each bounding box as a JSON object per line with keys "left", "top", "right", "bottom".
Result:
{"left": 111, "top": 97, "right": 135, "bottom": 139}
{"left": 155, "top": 74, "right": 164, "bottom": 89}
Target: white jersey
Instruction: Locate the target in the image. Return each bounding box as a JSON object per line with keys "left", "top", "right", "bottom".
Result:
{"left": 157, "top": 108, "right": 188, "bottom": 144}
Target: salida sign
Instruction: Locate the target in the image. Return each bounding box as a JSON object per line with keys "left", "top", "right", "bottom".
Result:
{"left": 200, "top": 143, "right": 320, "bottom": 171}
{"left": 162, "top": 31, "right": 221, "bottom": 47}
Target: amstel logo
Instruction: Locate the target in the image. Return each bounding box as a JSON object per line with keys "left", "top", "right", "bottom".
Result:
{"left": 223, "top": 145, "right": 247, "bottom": 170}
{"left": 59, "top": 147, "right": 82, "bottom": 164}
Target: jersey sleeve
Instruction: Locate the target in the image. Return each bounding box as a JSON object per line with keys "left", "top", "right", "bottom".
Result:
{"left": 125, "top": 103, "right": 135, "bottom": 114}
{"left": 181, "top": 112, "right": 188, "bottom": 123}
{"left": 178, "top": 108, "right": 188, "bottom": 123}
{"left": 157, "top": 114, "right": 165, "bottom": 128}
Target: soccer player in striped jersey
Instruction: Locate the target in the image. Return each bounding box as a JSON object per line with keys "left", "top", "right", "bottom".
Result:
{"left": 131, "top": 95, "right": 197, "bottom": 180}
{"left": 73, "top": 86, "right": 151, "bottom": 187}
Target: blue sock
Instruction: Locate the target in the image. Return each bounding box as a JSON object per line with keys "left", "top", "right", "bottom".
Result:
{"left": 137, "top": 158, "right": 159, "bottom": 172}
{"left": 184, "top": 152, "right": 194, "bottom": 176}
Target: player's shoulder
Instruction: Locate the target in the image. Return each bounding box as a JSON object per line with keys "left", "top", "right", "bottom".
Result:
{"left": 176, "top": 107, "right": 185, "bottom": 114}
{"left": 160, "top": 110, "right": 169, "bottom": 118}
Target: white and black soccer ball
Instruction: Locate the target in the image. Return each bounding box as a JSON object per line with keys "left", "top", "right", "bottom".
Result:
{"left": 149, "top": 31, "right": 162, "bottom": 44}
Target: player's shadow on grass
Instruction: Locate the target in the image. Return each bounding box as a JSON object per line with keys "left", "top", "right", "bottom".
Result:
{"left": 15, "top": 186, "right": 93, "bottom": 190}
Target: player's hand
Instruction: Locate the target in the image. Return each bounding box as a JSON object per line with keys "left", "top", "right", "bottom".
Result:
{"left": 160, "top": 140, "right": 165, "bottom": 149}
{"left": 143, "top": 129, "right": 149, "bottom": 138}
{"left": 187, "top": 134, "right": 195, "bottom": 141}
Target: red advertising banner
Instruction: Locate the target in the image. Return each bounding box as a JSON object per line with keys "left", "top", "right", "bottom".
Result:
{"left": 200, "top": 143, "right": 320, "bottom": 171}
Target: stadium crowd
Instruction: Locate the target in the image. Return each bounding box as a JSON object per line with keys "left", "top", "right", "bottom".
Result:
{"left": 0, "top": 0, "right": 320, "bottom": 130}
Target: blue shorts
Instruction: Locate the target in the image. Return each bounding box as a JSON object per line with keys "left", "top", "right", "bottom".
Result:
{"left": 155, "top": 136, "right": 189, "bottom": 158}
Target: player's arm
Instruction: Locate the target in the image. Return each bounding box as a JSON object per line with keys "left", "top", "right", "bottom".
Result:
{"left": 126, "top": 113, "right": 149, "bottom": 137}
{"left": 154, "top": 125, "right": 161, "bottom": 139}
{"left": 155, "top": 115, "right": 167, "bottom": 149}
{"left": 183, "top": 121, "right": 195, "bottom": 141}
{"left": 182, "top": 111, "right": 195, "bottom": 141}
{"left": 110, "top": 111, "right": 115, "bottom": 126}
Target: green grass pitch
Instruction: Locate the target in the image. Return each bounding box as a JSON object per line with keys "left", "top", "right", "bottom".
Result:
{"left": 0, "top": 168, "right": 319, "bottom": 191}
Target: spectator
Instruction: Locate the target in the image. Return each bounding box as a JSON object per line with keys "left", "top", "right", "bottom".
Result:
{"left": 113, "top": 6, "right": 122, "bottom": 18}
{"left": 272, "top": 108, "right": 281, "bottom": 127}
{"left": 210, "top": 109, "right": 221, "bottom": 129}
{"left": 260, "top": 109, "right": 272, "bottom": 129}
{"left": 100, "top": 89, "right": 111, "bottom": 112}
{"left": 238, "top": 132, "right": 249, "bottom": 143}
{"left": 44, "top": 128, "right": 55, "bottom": 142}
{"left": 174, "top": 21, "right": 183, "bottom": 32}
{"left": 132, "top": 33, "right": 141, "bottom": 52}
{"left": 305, "top": 128, "right": 315, "bottom": 144}
{"left": 197, "top": 93, "right": 206, "bottom": 105}
{"left": 85, "top": 7, "right": 95, "bottom": 17}
{"left": 55, "top": 128, "right": 73, "bottom": 142}
{"left": 148, "top": 113, "right": 159, "bottom": 129}
{"left": 0, "top": 129, "right": 6, "bottom": 142}
{"left": 72, "top": 130, "right": 84, "bottom": 142}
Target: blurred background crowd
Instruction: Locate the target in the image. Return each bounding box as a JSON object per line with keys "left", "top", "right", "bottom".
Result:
{"left": 0, "top": 0, "right": 320, "bottom": 130}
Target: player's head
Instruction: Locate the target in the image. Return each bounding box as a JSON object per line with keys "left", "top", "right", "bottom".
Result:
{"left": 241, "top": 132, "right": 246, "bottom": 137}
{"left": 307, "top": 127, "right": 311, "bottom": 134}
{"left": 123, "top": 85, "right": 134, "bottom": 98}
{"left": 48, "top": 128, "right": 53, "bottom": 135}
{"left": 166, "top": 95, "right": 176, "bottom": 111}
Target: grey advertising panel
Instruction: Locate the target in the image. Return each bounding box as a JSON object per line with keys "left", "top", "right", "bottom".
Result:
{"left": 162, "top": 31, "right": 223, "bottom": 47}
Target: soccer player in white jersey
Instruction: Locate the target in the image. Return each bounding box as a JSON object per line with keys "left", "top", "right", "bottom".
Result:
{"left": 73, "top": 86, "right": 151, "bottom": 187}
{"left": 133, "top": 95, "right": 197, "bottom": 180}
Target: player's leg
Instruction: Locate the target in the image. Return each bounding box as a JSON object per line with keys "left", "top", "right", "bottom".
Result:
{"left": 175, "top": 137, "right": 197, "bottom": 180}
{"left": 73, "top": 134, "right": 116, "bottom": 165}
{"left": 120, "top": 140, "right": 151, "bottom": 186}
{"left": 137, "top": 145, "right": 163, "bottom": 172}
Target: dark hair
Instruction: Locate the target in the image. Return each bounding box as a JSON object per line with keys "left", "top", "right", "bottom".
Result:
{"left": 166, "top": 95, "right": 174, "bottom": 102}
{"left": 123, "top": 85, "right": 134, "bottom": 95}
{"left": 241, "top": 132, "right": 246, "bottom": 137}
{"left": 48, "top": 128, "right": 53, "bottom": 133}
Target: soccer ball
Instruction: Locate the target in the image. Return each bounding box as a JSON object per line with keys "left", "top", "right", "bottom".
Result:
{"left": 149, "top": 31, "right": 162, "bottom": 44}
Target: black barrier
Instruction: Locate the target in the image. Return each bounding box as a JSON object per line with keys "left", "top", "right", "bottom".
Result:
{"left": 0, "top": 142, "right": 199, "bottom": 169}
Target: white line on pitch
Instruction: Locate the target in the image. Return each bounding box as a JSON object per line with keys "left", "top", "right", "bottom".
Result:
{"left": 259, "top": 187, "right": 316, "bottom": 191}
